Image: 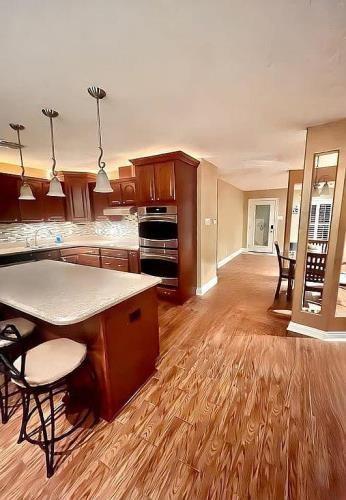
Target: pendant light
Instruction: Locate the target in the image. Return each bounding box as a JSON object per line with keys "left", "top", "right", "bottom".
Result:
{"left": 320, "top": 179, "right": 330, "bottom": 196}
{"left": 9, "top": 123, "right": 35, "bottom": 200}
{"left": 42, "top": 109, "right": 65, "bottom": 197}
{"left": 88, "top": 86, "right": 113, "bottom": 193}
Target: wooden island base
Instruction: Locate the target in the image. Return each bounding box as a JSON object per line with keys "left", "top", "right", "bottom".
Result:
{"left": 2, "top": 287, "right": 159, "bottom": 422}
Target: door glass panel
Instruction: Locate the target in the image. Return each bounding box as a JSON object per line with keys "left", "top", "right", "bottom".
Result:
{"left": 336, "top": 229, "right": 346, "bottom": 317}
{"left": 289, "top": 183, "right": 302, "bottom": 252}
{"left": 301, "top": 151, "right": 338, "bottom": 314}
{"left": 138, "top": 221, "right": 178, "bottom": 240}
{"left": 254, "top": 205, "right": 270, "bottom": 246}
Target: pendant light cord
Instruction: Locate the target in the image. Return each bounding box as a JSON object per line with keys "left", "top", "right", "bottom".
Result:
{"left": 96, "top": 97, "right": 106, "bottom": 170}
{"left": 16, "top": 129, "right": 25, "bottom": 182}
{"left": 49, "top": 116, "right": 57, "bottom": 177}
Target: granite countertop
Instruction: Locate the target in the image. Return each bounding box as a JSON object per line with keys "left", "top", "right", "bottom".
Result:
{"left": 0, "top": 260, "right": 160, "bottom": 325}
{"left": 0, "top": 236, "right": 139, "bottom": 256}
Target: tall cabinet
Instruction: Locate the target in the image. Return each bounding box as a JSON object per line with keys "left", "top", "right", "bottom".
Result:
{"left": 131, "top": 151, "right": 199, "bottom": 303}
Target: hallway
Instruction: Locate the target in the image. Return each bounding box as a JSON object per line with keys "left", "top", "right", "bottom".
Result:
{"left": 0, "top": 254, "right": 345, "bottom": 499}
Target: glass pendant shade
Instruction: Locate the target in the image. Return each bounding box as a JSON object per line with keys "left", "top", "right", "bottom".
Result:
{"left": 312, "top": 183, "right": 320, "bottom": 197}
{"left": 18, "top": 182, "right": 35, "bottom": 200}
{"left": 94, "top": 168, "right": 113, "bottom": 193}
{"left": 47, "top": 176, "right": 65, "bottom": 197}
{"left": 320, "top": 181, "right": 330, "bottom": 196}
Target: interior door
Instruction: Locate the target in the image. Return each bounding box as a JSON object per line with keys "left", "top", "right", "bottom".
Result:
{"left": 248, "top": 199, "right": 277, "bottom": 253}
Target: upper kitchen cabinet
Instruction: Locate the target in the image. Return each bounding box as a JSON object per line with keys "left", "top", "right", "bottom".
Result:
{"left": 89, "top": 183, "right": 109, "bottom": 220}
{"left": 131, "top": 151, "right": 198, "bottom": 205}
{"left": 43, "top": 181, "right": 66, "bottom": 221}
{"left": 0, "top": 173, "right": 21, "bottom": 223}
{"left": 121, "top": 179, "right": 136, "bottom": 205}
{"left": 19, "top": 178, "right": 46, "bottom": 222}
{"left": 108, "top": 181, "right": 122, "bottom": 206}
{"left": 154, "top": 162, "right": 175, "bottom": 201}
{"left": 109, "top": 179, "right": 137, "bottom": 206}
{"left": 63, "top": 173, "right": 93, "bottom": 222}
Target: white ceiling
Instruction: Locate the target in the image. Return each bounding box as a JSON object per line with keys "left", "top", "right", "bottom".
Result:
{"left": 1, "top": 0, "right": 346, "bottom": 190}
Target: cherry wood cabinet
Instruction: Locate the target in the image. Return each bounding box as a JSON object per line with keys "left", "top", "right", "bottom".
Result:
{"left": 89, "top": 183, "right": 109, "bottom": 220}
{"left": 135, "top": 165, "right": 155, "bottom": 204}
{"left": 121, "top": 180, "right": 136, "bottom": 205}
{"left": 43, "top": 181, "right": 66, "bottom": 221}
{"left": 0, "top": 174, "right": 20, "bottom": 223}
{"left": 108, "top": 182, "right": 122, "bottom": 206}
{"left": 77, "top": 253, "right": 101, "bottom": 267}
{"left": 133, "top": 162, "right": 175, "bottom": 204}
{"left": 64, "top": 173, "right": 92, "bottom": 222}
{"left": 154, "top": 161, "right": 175, "bottom": 201}
{"left": 101, "top": 256, "right": 129, "bottom": 272}
{"left": 19, "top": 179, "right": 46, "bottom": 222}
{"left": 109, "top": 179, "right": 136, "bottom": 206}
{"left": 129, "top": 250, "right": 140, "bottom": 274}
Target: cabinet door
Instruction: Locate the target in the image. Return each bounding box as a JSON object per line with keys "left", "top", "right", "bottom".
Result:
{"left": 128, "top": 250, "right": 140, "bottom": 273}
{"left": 43, "top": 182, "right": 66, "bottom": 221}
{"left": 65, "top": 175, "right": 91, "bottom": 222}
{"left": 19, "top": 179, "right": 45, "bottom": 222}
{"left": 121, "top": 180, "right": 136, "bottom": 205}
{"left": 135, "top": 165, "right": 155, "bottom": 204}
{"left": 90, "top": 183, "right": 109, "bottom": 220}
{"left": 101, "top": 256, "right": 129, "bottom": 272}
{"left": 154, "top": 161, "right": 175, "bottom": 201}
{"left": 0, "top": 174, "right": 21, "bottom": 222}
{"left": 108, "top": 181, "right": 122, "bottom": 206}
{"left": 77, "top": 254, "right": 101, "bottom": 267}
{"left": 61, "top": 255, "right": 78, "bottom": 264}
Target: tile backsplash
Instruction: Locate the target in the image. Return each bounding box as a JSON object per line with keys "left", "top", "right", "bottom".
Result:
{"left": 0, "top": 216, "right": 138, "bottom": 244}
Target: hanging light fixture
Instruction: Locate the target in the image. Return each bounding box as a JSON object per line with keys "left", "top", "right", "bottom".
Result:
{"left": 320, "top": 179, "right": 330, "bottom": 196}
{"left": 9, "top": 123, "right": 35, "bottom": 200}
{"left": 87, "top": 86, "right": 113, "bottom": 193}
{"left": 42, "top": 109, "right": 65, "bottom": 197}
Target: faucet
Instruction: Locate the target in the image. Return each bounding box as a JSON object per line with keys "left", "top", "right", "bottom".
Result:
{"left": 33, "top": 228, "right": 53, "bottom": 248}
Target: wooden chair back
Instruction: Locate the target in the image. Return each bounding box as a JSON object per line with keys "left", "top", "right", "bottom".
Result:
{"left": 305, "top": 252, "right": 327, "bottom": 283}
{"left": 308, "top": 239, "right": 329, "bottom": 253}
{"left": 274, "top": 241, "right": 283, "bottom": 273}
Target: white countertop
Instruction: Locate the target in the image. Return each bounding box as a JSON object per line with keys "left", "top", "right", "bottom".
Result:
{"left": 0, "top": 260, "right": 160, "bottom": 325}
{"left": 0, "top": 236, "right": 139, "bottom": 256}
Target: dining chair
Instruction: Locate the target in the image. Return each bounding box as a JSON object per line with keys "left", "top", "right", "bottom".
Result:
{"left": 304, "top": 252, "right": 326, "bottom": 297}
{"left": 274, "top": 241, "right": 295, "bottom": 299}
{"left": 308, "top": 239, "right": 329, "bottom": 253}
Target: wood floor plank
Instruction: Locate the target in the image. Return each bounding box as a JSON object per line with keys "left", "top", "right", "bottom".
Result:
{"left": 0, "top": 254, "right": 344, "bottom": 499}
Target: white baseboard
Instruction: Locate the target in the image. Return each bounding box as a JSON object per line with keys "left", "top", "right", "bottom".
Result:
{"left": 287, "top": 321, "right": 346, "bottom": 342}
{"left": 196, "top": 276, "right": 218, "bottom": 296}
{"left": 217, "top": 248, "right": 244, "bottom": 269}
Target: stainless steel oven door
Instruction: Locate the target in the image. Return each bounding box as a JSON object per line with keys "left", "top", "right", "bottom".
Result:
{"left": 138, "top": 215, "right": 178, "bottom": 249}
{"left": 140, "top": 248, "right": 178, "bottom": 287}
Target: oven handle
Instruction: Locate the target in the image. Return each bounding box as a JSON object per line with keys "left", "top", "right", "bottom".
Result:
{"left": 140, "top": 253, "right": 178, "bottom": 262}
{"left": 138, "top": 215, "right": 177, "bottom": 223}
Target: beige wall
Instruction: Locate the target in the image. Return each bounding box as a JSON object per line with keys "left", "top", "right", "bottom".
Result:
{"left": 197, "top": 160, "right": 218, "bottom": 289}
{"left": 243, "top": 188, "right": 288, "bottom": 249}
{"left": 217, "top": 179, "right": 244, "bottom": 262}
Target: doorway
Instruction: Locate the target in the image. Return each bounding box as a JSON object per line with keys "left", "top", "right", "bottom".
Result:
{"left": 247, "top": 199, "right": 277, "bottom": 253}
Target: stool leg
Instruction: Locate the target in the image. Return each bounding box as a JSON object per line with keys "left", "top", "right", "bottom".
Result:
{"left": 18, "top": 392, "right": 30, "bottom": 443}
{"left": 1, "top": 370, "right": 10, "bottom": 424}
{"left": 33, "top": 392, "right": 55, "bottom": 478}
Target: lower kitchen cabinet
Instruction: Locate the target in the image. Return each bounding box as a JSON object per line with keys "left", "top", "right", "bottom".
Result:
{"left": 78, "top": 253, "right": 101, "bottom": 267}
{"left": 101, "top": 256, "right": 129, "bottom": 272}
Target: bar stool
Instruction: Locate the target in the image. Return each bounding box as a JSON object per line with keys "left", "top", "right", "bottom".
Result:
{"left": 0, "top": 317, "right": 36, "bottom": 423}
{"left": 0, "top": 325, "right": 98, "bottom": 478}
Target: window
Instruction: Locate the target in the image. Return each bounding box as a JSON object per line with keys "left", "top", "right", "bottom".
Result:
{"left": 308, "top": 199, "right": 332, "bottom": 240}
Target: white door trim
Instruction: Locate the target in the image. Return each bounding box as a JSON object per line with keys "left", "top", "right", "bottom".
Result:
{"left": 247, "top": 198, "right": 278, "bottom": 253}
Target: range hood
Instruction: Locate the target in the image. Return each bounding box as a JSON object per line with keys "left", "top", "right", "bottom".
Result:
{"left": 103, "top": 206, "right": 136, "bottom": 216}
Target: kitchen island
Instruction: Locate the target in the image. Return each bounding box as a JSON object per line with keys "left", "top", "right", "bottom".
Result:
{"left": 0, "top": 260, "right": 160, "bottom": 421}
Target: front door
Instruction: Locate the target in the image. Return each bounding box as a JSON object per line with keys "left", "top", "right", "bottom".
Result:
{"left": 247, "top": 199, "right": 277, "bottom": 253}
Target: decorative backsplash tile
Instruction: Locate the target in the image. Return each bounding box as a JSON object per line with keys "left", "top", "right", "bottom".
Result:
{"left": 0, "top": 216, "right": 138, "bottom": 244}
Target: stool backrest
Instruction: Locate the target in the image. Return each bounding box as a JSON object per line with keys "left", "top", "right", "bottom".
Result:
{"left": 274, "top": 241, "right": 284, "bottom": 273}
{"left": 305, "top": 252, "right": 327, "bottom": 283}
{"left": 0, "top": 324, "right": 28, "bottom": 388}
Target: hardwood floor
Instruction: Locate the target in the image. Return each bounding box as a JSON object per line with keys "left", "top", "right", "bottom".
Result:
{"left": 0, "top": 254, "right": 345, "bottom": 499}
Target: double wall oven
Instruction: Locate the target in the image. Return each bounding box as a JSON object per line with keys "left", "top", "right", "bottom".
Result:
{"left": 138, "top": 206, "right": 178, "bottom": 287}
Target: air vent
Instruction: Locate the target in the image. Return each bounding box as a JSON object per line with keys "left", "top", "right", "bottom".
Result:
{"left": 0, "top": 139, "right": 23, "bottom": 150}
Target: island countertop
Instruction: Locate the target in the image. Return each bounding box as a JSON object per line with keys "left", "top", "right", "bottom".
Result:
{"left": 0, "top": 260, "right": 160, "bottom": 326}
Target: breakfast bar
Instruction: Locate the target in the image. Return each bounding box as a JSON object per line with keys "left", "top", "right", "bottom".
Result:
{"left": 0, "top": 260, "right": 161, "bottom": 421}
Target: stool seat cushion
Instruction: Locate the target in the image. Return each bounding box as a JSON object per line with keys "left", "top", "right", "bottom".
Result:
{"left": 13, "top": 338, "right": 87, "bottom": 387}
{"left": 0, "top": 317, "right": 36, "bottom": 348}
